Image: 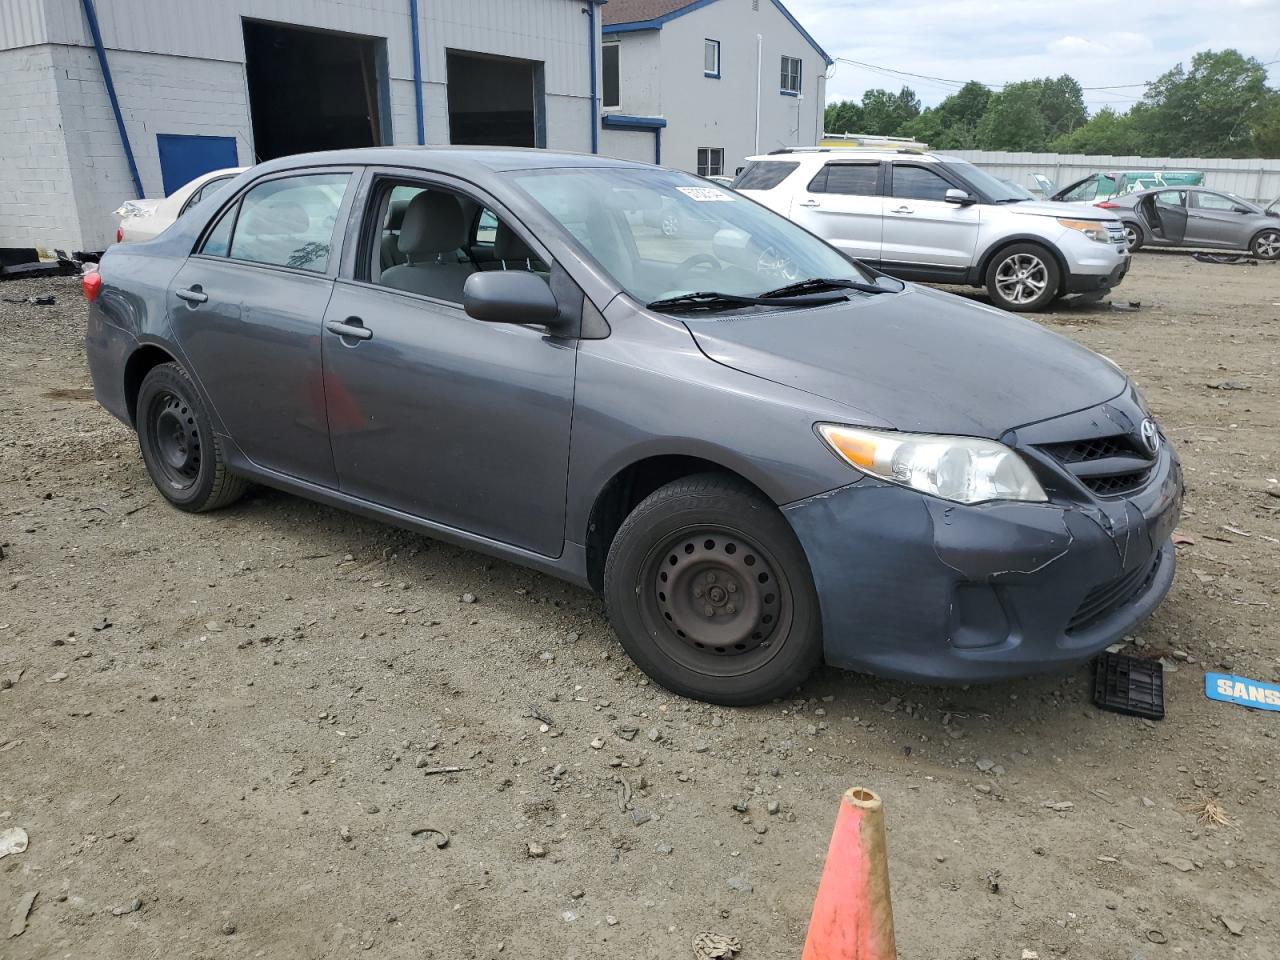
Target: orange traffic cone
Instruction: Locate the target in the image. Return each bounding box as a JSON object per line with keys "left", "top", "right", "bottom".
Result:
{"left": 800, "top": 787, "right": 897, "bottom": 960}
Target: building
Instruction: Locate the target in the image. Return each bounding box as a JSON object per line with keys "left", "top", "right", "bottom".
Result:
{"left": 1, "top": 0, "right": 606, "bottom": 251}
{"left": 599, "top": 0, "right": 829, "bottom": 177}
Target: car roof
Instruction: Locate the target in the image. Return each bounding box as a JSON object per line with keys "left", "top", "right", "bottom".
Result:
{"left": 248, "top": 146, "right": 650, "bottom": 177}
{"left": 744, "top": 149, "right": 944, "bottom": 164}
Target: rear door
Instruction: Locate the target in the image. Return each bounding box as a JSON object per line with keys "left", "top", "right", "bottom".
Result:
{"left": 1186, "top": 191, "right": 1251, "bottom": 247}
{"left": 1148, "top": 189, "right": 1188, "bottom": 244}
{"left": 880, "top": 162, "right": 980, "bottom": 273}
{"left": 168, "top": 168, "right": 355, "bottom": 487}
{"left": 788, "top": 160, "right": 884, "bottom": 263}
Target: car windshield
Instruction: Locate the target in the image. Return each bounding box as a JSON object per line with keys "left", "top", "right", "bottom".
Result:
{"left": 511, "top": 166, "right": 875, "bottom": 306}
{"left": 943, "top": 159, "right": 1029, "bottom": 202}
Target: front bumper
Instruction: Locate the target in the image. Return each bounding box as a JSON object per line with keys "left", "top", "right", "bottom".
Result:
{"left": 1059, "top": 228, "right": 1130, "bottom": 293}
{"left": 782, "top": 445, "right": 1182, "bottom": 683}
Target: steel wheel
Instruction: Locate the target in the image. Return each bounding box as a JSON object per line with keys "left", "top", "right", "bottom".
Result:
{"left": 145, "top": 390, "right": 201, "bottom": 491}
{"left": 1253, "top": 230, "right": 1280, "bottom": 260}
{"left": 994, "top": 252, "right": 1049, "bottom": 306}
{"left": 639, "top": 525, "right": 793, "bottom": 677}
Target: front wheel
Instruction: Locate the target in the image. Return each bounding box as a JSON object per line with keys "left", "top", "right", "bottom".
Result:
{"left": 603, "top": 474, "right": 822, "bottom": 705}
{"left": 1251, "top": 228, "right": 1280, "bottom": 260}
{"left": 985, "top": 243, "right": 1060, "bottom": 312}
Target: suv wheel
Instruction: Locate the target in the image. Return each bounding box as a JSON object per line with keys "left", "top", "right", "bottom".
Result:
{"left": 1123, "top": 222, "right": 1144, "bottom": 252}
{"left": 603, "top": 474, "right": 822, "bottom": 705}
{"left": 1252, "top": 228, "right": 1280, "bottom": 260}
{"left": 985, "top": 243, "right": 1060, "bottom": 312}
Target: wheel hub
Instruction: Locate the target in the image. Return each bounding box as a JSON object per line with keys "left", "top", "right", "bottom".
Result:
{"left": 150, "top": 393, "right": 201, "bottom": 486}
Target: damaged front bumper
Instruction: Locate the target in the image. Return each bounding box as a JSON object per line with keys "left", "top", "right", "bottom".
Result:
{"left": 782, "top": 443, "right": 1182, "bottom": 683}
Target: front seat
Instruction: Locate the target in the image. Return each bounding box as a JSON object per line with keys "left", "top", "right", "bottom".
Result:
{"left": 380, "top": 197, "right": 410, "bottom": 270}
{"left": 494, "top": 221, "right": 538, "bottom": 270}
{"left": 380, "top": 191, "right": 475, "bottom": 301}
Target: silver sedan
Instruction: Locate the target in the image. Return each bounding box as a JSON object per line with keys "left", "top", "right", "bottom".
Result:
{"left": 1098, "top": 187, "right": 1280, "bottom": 258}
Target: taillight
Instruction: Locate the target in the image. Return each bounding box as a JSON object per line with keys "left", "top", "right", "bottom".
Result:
{"left": 116, "top": 227, "right": 123, "bottom": 243}
{"left": 82, "top": 270, "right": 102, "bottom": 302}
{"left": 1095, "top": 201, "right": 1120, "bottom": 209}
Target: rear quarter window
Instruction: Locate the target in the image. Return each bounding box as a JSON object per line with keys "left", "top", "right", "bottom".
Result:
{"left": 733, "top": 161, "right": 799, "bottom": 191}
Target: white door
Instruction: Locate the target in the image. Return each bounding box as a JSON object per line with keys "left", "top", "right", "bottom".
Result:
{"left": 788, "top": 161, "right": 884, "bottom": 263}
{"left": 881, "top": 163, "right": 981, "bottom": 271}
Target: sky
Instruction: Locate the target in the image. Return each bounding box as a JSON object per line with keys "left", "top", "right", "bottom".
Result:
{"left": 782, "top": 0, "right": 1280, "bottom": 112}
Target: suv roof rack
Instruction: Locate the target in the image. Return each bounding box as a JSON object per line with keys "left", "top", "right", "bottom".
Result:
{"left": 767, "top": 146, "right": 929, "bottom": 156}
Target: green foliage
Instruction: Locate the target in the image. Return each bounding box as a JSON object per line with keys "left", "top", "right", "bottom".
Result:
{"left": 825, "top": 49, "right": 1280, "bottom": 159}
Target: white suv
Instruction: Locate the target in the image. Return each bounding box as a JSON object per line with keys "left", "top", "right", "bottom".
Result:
{"left": 734, "top": 149, "right": 1131, "bottom": 312}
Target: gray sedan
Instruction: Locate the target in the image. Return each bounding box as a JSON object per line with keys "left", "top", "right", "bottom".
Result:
{"left": 1099, "top": 186, "right": 1280, "bottom": 257}
{"left": 83, "top": 147, "right": 1181, "bottom": 704}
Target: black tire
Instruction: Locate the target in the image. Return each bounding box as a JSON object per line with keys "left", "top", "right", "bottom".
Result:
{"left": 984, "top": 242, "right": 1061, "bottom": 312}
{"left": 603, "top": 473, "right": 822, "bottom": 705}
{"left": 136, "top": 362, "right": 248, "bottom": 513}
{"left": 1250, "top": 228, "right": 1280, "bottom": 260}
{"left": 1122, "top": 221, "right": 1144, "bottom": 252}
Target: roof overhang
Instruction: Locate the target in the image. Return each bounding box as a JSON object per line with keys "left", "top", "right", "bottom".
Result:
{"left": 601, "top": 114, "right": 668, "bottom": 129}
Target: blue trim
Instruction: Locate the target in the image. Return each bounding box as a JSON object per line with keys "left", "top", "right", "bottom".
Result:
{"left": 588, "top": 0, "right": 599, "bottom": 153}
{"left": 654, "top": 127, "right": 661, "bottom": 165}
{"left": 781, "top": 89, "right": 798, "bottom": 97}
{"left": 601, "top": 114, "right": 667, "bottom": 129}
{"left": 408, "top": 0, "right": 425, "bottom": 145}
{"left": 602, "top": 0, "right": 831, "bottom": 65}
{"left": 79, "top": 0, "right": 143, "bottom": 199}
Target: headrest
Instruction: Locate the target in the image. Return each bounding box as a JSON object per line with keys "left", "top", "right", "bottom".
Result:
{"left": 239, "top": 200, "right": 309, "bottom": 237}
{"left": 398, "top": 191, "right": 467, "bottom": 255}
{"left": 386, "top": 197, "right": 410, "bottom": 231}
{"left": 494, "top": 221, "right": 534, "bottom": 262}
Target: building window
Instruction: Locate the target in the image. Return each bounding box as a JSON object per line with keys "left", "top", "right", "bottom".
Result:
{"left": 704, "top": 39, "right": 720, "bottom": 78}
{"left": 697, "top": 148, "right": 724, "bottom": 177}
{"left": 602, "top": 43, "right": 620, "bottom": 109}
{"left": 780, "top": 55, "right": 802, "bottom": 95}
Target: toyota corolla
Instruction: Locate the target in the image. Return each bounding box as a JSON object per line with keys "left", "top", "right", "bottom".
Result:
{"left": 84, "top": 148, "right": 1182, "bottom": 705}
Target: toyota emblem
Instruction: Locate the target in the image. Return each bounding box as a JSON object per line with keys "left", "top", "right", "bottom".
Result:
{"left": 1140, "top": 418, "right": 1160, "bottom": 455}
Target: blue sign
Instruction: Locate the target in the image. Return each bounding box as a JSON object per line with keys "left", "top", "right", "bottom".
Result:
{"left": 1205, "top": 673, "right": 1280, "bottom": 712}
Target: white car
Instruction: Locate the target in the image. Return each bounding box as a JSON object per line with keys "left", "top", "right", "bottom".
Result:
{"left": 114, "top": 167, "right": 246, "bottom": 244}
{"left": 734, "top": 149, "right": 1130, "bottom": 312}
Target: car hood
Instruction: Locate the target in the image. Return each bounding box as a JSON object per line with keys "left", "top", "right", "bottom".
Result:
{"left": 1002, "top": 199, "right": 1117, "bottom": 220}
{"left": 685, "top": 284, "right": 1128, "bottom": 437}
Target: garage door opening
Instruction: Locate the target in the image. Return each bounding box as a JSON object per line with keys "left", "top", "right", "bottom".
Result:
{"left": 446, "top": 50, "right": 545, "bottom": 148}
{"left": 243, "top": 20, "right": 388, "bottom": 161}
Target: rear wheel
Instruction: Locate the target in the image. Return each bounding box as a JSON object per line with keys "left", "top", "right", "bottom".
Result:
{"left": 1251, "top": 228, "right": 1280, "bottom": 260}
{"left": 136, "top": 363, "right": 247, "bottom": 512}
{"left": 1123, "top": 222, "right": 1144, "bottom": 252}
{"left": 603, "top": 474, "right": 822, "bottom": 705}
{"left": 985, "top": 243, "right": 1060, "bottom": 312}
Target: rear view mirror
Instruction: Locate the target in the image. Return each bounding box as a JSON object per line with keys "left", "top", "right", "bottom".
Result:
{"left": 944, "top": 188, "right": 975, "bottom": 206}
{"left": 463, "top": 271, "right": 561, "bottom": 327}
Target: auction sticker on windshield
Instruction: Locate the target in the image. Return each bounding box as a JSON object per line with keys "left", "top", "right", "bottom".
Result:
{"left": 677, "top": 187, "right": 735, "bottom": 202}
{"left": 1205, "top": 673, "right": 1280, "bottom": 712}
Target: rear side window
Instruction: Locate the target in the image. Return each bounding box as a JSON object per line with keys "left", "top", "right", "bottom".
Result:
{"left": 732, "top": 161, "right": 799, "bottom": 191}
{"left": 890, "top": 165, "right": 953, "bottom": 202}
{"left": 808, "top": 162, "right": 879, "bottom": 196}
{"left": 201, "top": 172, "right": 350, "bottom": 272}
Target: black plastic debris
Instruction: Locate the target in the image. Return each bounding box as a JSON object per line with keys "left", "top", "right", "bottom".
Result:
{"left": 1192, "top": 252, "right": 1256, "bottom": 265}
{"left": 1094, "top": 652, "right": 1164, "bottom": 720}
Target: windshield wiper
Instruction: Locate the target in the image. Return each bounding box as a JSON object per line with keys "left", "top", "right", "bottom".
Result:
{"left": 646, "top": 290, "right": 847, "bottom": 313}
{"left": 757, "top": 277, "right": 893, "bottom": 299}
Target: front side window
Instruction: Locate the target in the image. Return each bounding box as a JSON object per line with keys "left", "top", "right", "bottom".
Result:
{"left": 704, "top": 39, "right": 720, "bottom": 77}
{"left": 890, "top": 164, "right": 952, "bottom": 202}
{"left": 1195, "top": 191, "right": 1249, "bottom": 212}
{"left": 809, "top": 162, "right": 879, "bottom": 196}
{"left": 697, "top": 148, "right": 724, "bottom": 178}
{"left": 602, "top": 43, "right": 620, "bottom": 109}
{"left": 209, "top": 172, "right": 349, "bottom": 272}
{"left": 1154, "top": 189, "right": 1186, "bottom": 207}
{"left": 780, "top": 56, "right": 801, "bottom": 94}
{"left": 511, "top": 166, "right": 875, "bottom": 307}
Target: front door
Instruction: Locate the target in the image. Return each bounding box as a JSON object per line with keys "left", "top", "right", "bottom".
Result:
{"left": 1145, "top": 190, "right": 1188, "bottom": 244}
{"left": 321, "top": 174, "right": 577, "bottom": 557}
{"left": 168, "top": 169, "right": 354, "bottom": 486}
{"left": 789, "top": 161, "right": 883, "bottom": 263}
{"left": 1186, "top": 191, "right": 1250, "bottom": 247}
{"left": 880, "top": 162, "right": 980, "bottom": 272}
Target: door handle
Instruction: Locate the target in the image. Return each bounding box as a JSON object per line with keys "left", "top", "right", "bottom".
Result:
{"left": 798, "top": 199, "right": 820, "bottom": 208}
{"left": 176, "top": 286, "right": 207, "bottom": 304}
{"left": 890, "top": 205, "right": 913, "bottom": 214}
{"left": 325, "top": 318, "right": 372, "bottom": 341}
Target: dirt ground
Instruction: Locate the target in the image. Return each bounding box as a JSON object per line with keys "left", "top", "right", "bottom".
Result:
{"left": 2, "top": 253, "right": 1278, "bottom": 960}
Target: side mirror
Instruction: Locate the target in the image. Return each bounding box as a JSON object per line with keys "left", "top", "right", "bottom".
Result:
{"left": 1232, "top": 205, "right": 1252, "bottom": 215}
{"left": 463, "top": 271, "right": 561, "bottom": 327}
{"left": 944, "top": 188, "right": 975, "bottom": 206}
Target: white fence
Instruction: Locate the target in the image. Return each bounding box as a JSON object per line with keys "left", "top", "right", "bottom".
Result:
{"left": 947, "top": 150, "right": 1280, "bottom": 203}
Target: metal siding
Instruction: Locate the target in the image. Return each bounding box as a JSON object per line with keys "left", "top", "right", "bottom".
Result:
{"left": 0, "top": 0, "right": 51, "bottom": 50}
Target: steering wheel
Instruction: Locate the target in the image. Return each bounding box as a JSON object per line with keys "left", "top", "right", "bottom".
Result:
{"left": 671, "top": 254, "right": 722, "bottom": 290}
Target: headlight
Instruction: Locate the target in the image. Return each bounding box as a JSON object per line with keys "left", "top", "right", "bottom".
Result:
{"left": 818, "top": 424, "right": 1047, "bottom": 505}
{"left": 1057, "top": 218, "right": 1111, "bottom": 243}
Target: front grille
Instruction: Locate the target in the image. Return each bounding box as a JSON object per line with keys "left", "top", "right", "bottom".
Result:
{"left": 1038, "top": 432, "right": 1155, "bottom": 498}
{"left": 1067, "top": 552, "right": 1162, "bottom": 634}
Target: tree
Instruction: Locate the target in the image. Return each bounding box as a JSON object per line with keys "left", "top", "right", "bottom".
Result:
{"left": 1133, "top": 49, "right": 1273, "bottom": 157}
{"left": 975, "top": 82, "right": 1049, "bottom": 151}
{"left": 1034, "top": 75, "right": 1087, "bottom": 141}
{"left": 859, "top": 86, "right": 921, "bottom": 137}
{"left": 1250, "top": 95, "right": 1280, "bottom": 157}
{"left": 823, "top": 99, "right": 864, "bottom": 135}
{"left": 1051, "top": 107, "right": 1141, "bottom": 155}
{"left": 904, "top": 80, "right": 991, "bottom": 148}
